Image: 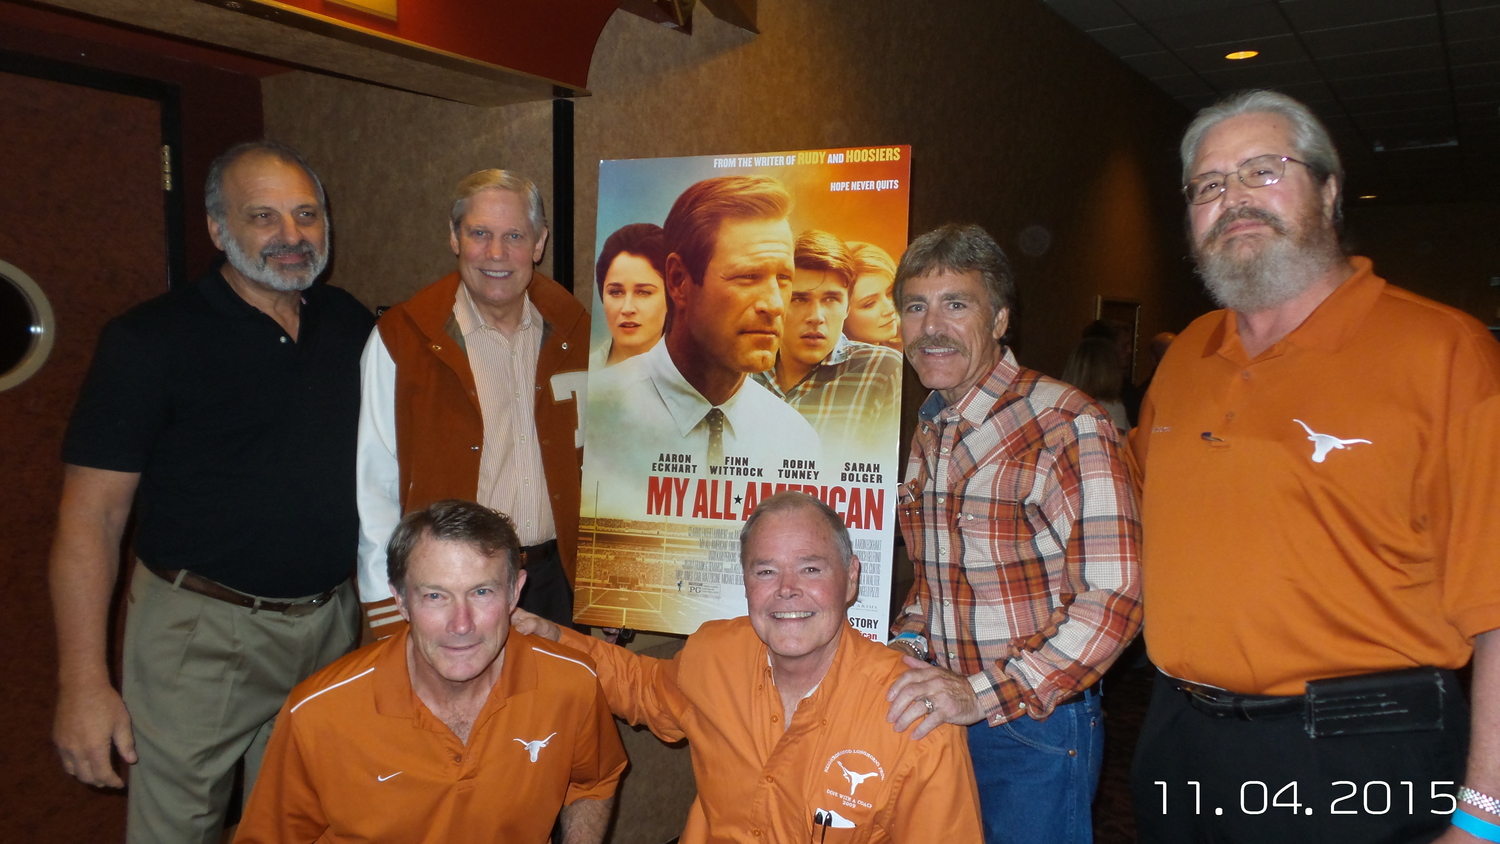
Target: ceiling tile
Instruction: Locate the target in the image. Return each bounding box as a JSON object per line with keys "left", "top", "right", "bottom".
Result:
{"left": 1179, "top": 92, "right": 1224, "bottom": 112}
{"left": 1443, "top": 5, "right": 1500, "bottom": 34}
{"left": 1042, "top": 0, "right": 1137, "bottom": 30}
{"left": 1342, "top": 89, "right": 1454, "bottom": 114}
{"left": 1317, "top": 114, "right": 1362, "bottom": 137}
{"left": 1331, "top": 69, "right": 1450, "bottom": 98}
{"left": 1087, "top": 24, "right": 1166, "bottom": 55}
{"left": 1352, "top": 105, "right": 1455, "bottom": 127}
{"left": 1298, "top": 17, "right": 1442, "bottom": 58}
{"left": 1151, "top": 73, "right": 1220, "bottom": 97}
{"left": 1274, "top": 80, "right": 1341, "bottom": 104}
{"left": 1175, "top": 34, "right": 1305, "bottom": 71}
{"left": 1113, "top": 0, "right": 1271, "bottom": 24}
{"left": 1199, "top": 58, "right": 1327, "bottom": 88}
{"left": 1457, "top": 101, "right": 1500, "bottom": 121}
{"left": 1317, "top": 45, "right": 1446, "bottom": 78}
{"left": 1453, "top": 62, "right": 1500, "bottom": 87}
{"left": 1455, "top": 83, "right": 1500, "bottom": 104}
{"left": 1448, "top": 37, "right": 1500, "bottom": 67}
{"left": 1143, "top": 4, "right": 1291, "bottom": 49}
{"left": 1365, "top": 121, "right": 1459, "bottom": 145}
{"left": 1121, "top": 50, "right": 1196, "bottom": 77}
{"left": 1279, "top": 0, "right": 1437, "bottom": 30}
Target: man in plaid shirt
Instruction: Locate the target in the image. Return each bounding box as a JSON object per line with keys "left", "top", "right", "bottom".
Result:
{"left": 883, "top": 224, "right": 1143, "bottom": 844}
{"left": 753, "top": 230, "right": 903, "bottom": 455}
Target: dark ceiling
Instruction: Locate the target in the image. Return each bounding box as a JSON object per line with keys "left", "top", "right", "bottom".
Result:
{"left": 1041, "top": 0, "right": 1500, "bottom": 205}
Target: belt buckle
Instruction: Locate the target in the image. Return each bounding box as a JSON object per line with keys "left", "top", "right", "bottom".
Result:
{"left": 1177, "top": 681, "right": 1237, "bottom": 717}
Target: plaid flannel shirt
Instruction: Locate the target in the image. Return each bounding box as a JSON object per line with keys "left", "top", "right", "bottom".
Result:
{"left": 894, "top": 350, "right": 1143, "bottom": 725}
{"left": 754, "top": 336, "right": 903, "bottom": 449}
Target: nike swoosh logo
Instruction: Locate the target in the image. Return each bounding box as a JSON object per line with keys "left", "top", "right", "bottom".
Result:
{"left": 377, "top": 772, "right": 402, "bottom": 782}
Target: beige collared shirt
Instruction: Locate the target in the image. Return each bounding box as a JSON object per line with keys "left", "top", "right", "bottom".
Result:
{"left": 454, "top": 282, "right": 553, "bottom": 546}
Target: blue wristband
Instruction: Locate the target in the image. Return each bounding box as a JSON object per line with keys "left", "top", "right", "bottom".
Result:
{"left": 1453, "top": 808, "right": 1500, "bottom": 842}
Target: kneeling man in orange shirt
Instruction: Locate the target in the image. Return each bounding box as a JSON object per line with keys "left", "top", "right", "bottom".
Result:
{"left": 515, "top": 491, "right": 983, "bottom": 842}
{"left": 236, "top": 500, "right": 626, "bottom": 843}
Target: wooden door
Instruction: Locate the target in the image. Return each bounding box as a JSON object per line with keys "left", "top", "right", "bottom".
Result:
{"left": 0, "top": 68, "right": 168, "bottom": 841}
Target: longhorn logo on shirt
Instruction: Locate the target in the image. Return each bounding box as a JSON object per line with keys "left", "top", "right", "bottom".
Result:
{"left": 1293, "top": 419, "right": 1372, "bottom": 463}
{"left": 823, "top": 749, "right": 885, "bottom": 810}
{"left": 515, "top": 732, "right": 557, "bottom": 763}
{"left": 837, "top": 761, "right": 878, "bottom": 796}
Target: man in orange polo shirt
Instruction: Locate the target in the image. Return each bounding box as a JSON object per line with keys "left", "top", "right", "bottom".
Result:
{"left": 236, "top": 500, "right": 625, "bottom": 844}
{"left": 515, "top": 491, "right": 983, "bottom": 842}
{"left": 1130, "top": 89, "right": 1500, "bottom": 844}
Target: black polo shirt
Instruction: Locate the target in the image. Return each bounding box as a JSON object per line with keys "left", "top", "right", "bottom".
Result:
{"left": 63, "top": 269, "right": 374, "bottom": 597}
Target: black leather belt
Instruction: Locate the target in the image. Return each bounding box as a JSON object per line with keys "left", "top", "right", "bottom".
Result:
{"left": 520, "top": 538, "right": 558, "bottom": 568}
{"left": 1172, "top": 675, "right": 1303, "bottom": 720}
{"left": 151, "top": 567, "right": 337, "bottom": 617}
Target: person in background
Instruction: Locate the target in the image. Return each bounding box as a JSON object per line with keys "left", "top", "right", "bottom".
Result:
{"left": 1060, "top": 335, "right": 1129, "bottom": 432}
{"left": 1082, "top": 318, "right": 1143, "bottom": 426}
{"left": 592, "top": 222, "right": 668, "bottom": 368}
{"left": 843, "top": 241, "right": 901, "bottom": 349}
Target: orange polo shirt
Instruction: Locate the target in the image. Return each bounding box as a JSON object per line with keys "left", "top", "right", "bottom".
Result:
{"left": 235, "top": 627, "right": 626, "bottom": 844}
{"left": 561, "top": 619, "right": 983, "bottom": 843}
{"left": 1130, "top": 258, "right": 1500, "bottom": 695}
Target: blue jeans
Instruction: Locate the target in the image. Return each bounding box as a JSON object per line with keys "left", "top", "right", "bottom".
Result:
{"left": 967, "top": 687, "right": 1103, "bottom": 844}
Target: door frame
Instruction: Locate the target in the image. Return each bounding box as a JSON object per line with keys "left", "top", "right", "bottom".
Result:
{"left": 0, "top": 50, "right": 186, "bottom": 289}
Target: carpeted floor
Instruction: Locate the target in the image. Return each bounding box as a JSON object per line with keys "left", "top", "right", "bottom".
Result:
{"left": 1095, "top": 651, "right": 1153, "bottom": 844}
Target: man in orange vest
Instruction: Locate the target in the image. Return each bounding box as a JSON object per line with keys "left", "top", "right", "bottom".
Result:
{"left": 356, "top": 170, "right": 591, "bottom": 637}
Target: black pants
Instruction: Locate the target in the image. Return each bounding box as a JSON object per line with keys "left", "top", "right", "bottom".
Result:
{"left": 517, "top": 540, "right": 575, "bottom": 628}
{"left": 1131, "top": 671, "right": 1467, "bottom": 844}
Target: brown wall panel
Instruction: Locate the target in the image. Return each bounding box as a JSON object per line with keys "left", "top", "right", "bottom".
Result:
{"left": 262, "top": 71, "right": 553, "bottom": 309}
{"left": 0, "top": 70, "right": 167, "bottom": 842}
{"left": 1345, "top": 202, "right": 1500, "bottom": 328}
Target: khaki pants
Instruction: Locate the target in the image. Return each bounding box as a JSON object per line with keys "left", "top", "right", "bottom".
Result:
{"left": 121, "top": 561, "right": 358, "bottom": 844}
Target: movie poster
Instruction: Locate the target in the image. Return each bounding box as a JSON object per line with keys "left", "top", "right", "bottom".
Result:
{"left": 576, "top": 146, "right": 911, "bottom": 639}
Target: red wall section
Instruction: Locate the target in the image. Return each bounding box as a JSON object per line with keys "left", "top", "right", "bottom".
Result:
{"left": 272, "top": 0, "right": 620, "bottom": 89}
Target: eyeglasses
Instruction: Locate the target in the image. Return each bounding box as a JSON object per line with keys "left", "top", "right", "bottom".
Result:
{"left": 1182, "top": 154, "right": 1313, "bottom": 205}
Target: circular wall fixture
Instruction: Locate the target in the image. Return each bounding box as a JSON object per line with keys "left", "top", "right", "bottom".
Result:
{"left": 0, "top": 260, "right": 57, "bottom": 391}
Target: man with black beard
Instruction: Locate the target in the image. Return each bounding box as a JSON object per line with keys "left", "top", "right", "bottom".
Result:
{"left": 1130, "top": 90, "right": 1500, "bottom": 844}
{"left": 50, "top": 141, "right": 372, "bottom": 843}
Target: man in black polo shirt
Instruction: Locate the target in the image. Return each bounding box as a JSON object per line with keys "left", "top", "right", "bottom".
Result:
{"left": 49, "top": 141, "right": 372, "bottom": 843}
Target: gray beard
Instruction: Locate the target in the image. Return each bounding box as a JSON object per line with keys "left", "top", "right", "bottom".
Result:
{"left": 222, "top": 227, "right": 329, "bottom": 292}
{"left": 1194, "top": 208, "right": 1343, "bottom": 314}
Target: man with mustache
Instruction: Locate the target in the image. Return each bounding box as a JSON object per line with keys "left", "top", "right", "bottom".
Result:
{"left": 752, "top": 230, "right": 902, "bottom": 454}
{"left": 1130, "top": 90, "right": 1500, "bottom": 844}
{"left": 884, "top": 223, "right": 1142, "bottom": 844}
{"left": 356, "top": 170, "right": 590, "bottom": 636}
{"left": 51, "top": 141, "right": 372, "bottom": 842}
{"left": 584, "top": 176, "right": 818, "bottom": 517}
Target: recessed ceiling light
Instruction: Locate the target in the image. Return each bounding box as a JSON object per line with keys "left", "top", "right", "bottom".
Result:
{"left": 1358, "top": 195, "right": 1378, "bottom": 200}
{"left": 1225, "top": 50, "right": 1260, "bottom": 60}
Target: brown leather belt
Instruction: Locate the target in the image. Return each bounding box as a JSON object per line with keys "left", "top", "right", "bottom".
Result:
{"left": 151, "top": 567, "right": 338, "bottom": 617}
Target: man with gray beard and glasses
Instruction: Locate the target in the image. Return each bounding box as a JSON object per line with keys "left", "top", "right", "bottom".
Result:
{"left": 1130, "top": 90, "right": 1500, "bottom": 844}
{"left": 51, "top": 141, "right": 372, "bottom": 843}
